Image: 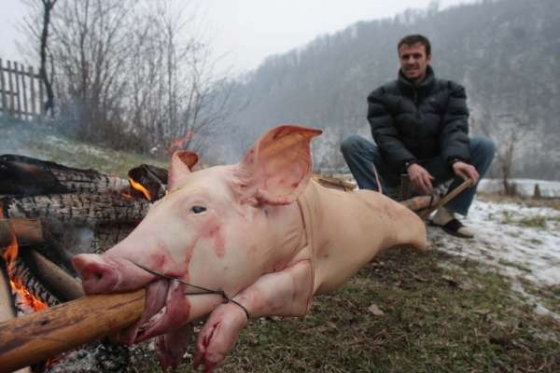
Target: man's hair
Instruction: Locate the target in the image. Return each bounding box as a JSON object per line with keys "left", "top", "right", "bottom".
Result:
{"left": 398, "top": 34, "right": 431, "bottom": 56}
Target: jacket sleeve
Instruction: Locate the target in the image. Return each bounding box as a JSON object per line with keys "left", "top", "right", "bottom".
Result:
{"left": 367, "top": 88, "right": 415, "bottom": 170}
{"left": 439, "top": 82, "right": 471, "bottom": 164}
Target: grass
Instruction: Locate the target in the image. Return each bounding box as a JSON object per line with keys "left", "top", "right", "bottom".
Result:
{"left": 0, "top": 118, "right": 168, "bottom": 178}
{"left": 155, "top": 248, "right": 560, "bottom": 373}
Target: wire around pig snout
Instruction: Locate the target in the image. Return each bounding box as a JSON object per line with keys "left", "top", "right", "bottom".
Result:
{"left": 128, "top": 260, "right": 251, "bottom": 320}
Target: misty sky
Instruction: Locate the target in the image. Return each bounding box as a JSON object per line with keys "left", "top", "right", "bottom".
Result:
{"left": 1, "top": 0, "right": 475, "bottom": 74}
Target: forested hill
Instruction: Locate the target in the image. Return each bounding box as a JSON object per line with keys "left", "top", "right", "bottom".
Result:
{"left": 213, "top": 0, "right": 560, "bottom": 180}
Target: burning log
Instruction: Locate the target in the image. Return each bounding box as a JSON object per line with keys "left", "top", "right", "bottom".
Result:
{"left": 10, "top": 256, "right": 58, "bottom": 310}
{"left": 23, "top": 250, "right": 85, "bottom": 302}
{"left": 0, "top": 218, "right": 44, "bottom": 247}
{"left": 0, "top": 289, "right": 146, "bottom": 373}
{"left": 0, "top": 261, "right": 32, "bottom": 373}
{"left": 2, "top": 193, "right": 150, "bottom": 225}
{"left": 128, "top": 164, "right": 168, "bottom": 202}
{"left": 0, "top": 259, "right": 15, "bottom": 323}
{"left": 0, "top": 154, "right": 130, "bottom": 196}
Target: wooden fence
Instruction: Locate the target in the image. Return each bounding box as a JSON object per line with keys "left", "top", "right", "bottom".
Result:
{"left": 0, "top": 59, "right": 45, "bottom": 121}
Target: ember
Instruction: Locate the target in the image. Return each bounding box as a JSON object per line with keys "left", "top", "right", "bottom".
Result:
{"left": 1, "top": 222, "right": 48, "bottom": 313}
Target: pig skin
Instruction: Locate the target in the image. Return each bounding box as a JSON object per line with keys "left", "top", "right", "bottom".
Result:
{"left": 72, "top": 124, "right": 427, "bottom": 372}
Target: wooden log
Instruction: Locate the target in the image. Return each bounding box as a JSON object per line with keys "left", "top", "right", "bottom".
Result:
{"left": 0, "top": 218, "right": 44, "bottom": 247}
{"left": 27, "top": 250, "right": 85, "bottom": 301}
{"left": 0, "top": 261, "right": 15, "bottom": 323}
{"left": 0, "top": 289, "right": 146, "bottom": 373}
{"left": 0, "top": 262, "right": 32, "bottom": 373}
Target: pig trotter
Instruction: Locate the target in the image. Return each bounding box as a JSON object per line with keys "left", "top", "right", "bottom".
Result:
{"left": 194, "top": 259, "right": 313, "bottom": 371}
{"left": 194, "top": 303, "right": 248, "bottom": 372}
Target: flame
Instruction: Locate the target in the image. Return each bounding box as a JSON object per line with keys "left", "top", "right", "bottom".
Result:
{"left": 129, "top": 177, "right": 152, "bottom": 201}
{"left": 1, "top": 227, "right": 48, "bottom": 311}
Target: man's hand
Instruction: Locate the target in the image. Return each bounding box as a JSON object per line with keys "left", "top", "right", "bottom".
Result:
{"left": 452, "top": 161, "right": 479, "bottom": 185}
{"left": 407, "top": 163, "right": 434, "bottom": 195}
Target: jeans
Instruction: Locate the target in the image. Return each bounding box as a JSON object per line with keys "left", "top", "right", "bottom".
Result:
{"left": 340, "top": 135, "right": 495, "bottom": 216}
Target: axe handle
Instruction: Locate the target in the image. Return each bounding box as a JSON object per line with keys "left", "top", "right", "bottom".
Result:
{"left": 418, "top": 179, "right": 473, "bottom": 219}
{"left": 0, "top": 289, "right": 145, "bottom": 373}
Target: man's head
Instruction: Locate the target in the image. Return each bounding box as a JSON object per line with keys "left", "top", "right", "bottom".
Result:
{"left": 397, "top": 34, "right": 432, "bottom": 84}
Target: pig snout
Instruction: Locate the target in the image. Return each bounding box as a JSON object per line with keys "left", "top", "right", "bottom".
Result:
{"left": 72, "top": 253, "right": 158, "bottom": 294}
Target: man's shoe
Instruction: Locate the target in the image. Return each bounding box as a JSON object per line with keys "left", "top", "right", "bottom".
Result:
{"left": 430, "top": 207, "right": 475, "bottom": 239}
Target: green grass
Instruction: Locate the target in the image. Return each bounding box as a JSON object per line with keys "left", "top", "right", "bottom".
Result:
{"left": 158, "top": 248, "right": 560, "bottom": 373}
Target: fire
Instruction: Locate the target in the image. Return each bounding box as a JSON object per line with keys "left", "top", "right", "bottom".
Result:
{"left": 1, "top": 229, "right": 48, "bottom": 312}
{"left": 129, "top": 177, "right": 152, "bottom": 201}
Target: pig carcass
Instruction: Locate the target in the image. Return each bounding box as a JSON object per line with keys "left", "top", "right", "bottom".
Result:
{"left": 72, "top": 125, "right": 428, "bottom": 371}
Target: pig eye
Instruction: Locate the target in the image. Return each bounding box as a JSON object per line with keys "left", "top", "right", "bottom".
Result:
{"left": 191, "top": 205, "right": 207, "bottom": 214}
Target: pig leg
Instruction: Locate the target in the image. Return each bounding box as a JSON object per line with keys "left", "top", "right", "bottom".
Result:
{"left": 155, "top": 322, "right": 194, "bottom": 370}
{"left": 194, "top": 259, "right": 313, "bottom": 372}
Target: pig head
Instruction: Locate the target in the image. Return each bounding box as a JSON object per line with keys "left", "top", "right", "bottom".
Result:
{"left": 72, "top": 124, "right": 427, "bottom": 371}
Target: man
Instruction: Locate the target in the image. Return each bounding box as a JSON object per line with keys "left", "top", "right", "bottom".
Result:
{"left": 340, "top": 34, "right": 495, "bottom": 239}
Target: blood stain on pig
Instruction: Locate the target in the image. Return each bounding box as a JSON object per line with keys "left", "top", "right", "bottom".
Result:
{"left": 200, "top": 216, "right": 226, "bottom": 258}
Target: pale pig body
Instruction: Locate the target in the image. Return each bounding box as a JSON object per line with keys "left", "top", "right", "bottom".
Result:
{"left": 72, "top": 125, "right": 427, "bottom": 371}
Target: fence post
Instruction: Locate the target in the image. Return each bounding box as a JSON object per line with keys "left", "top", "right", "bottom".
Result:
{"left": 21, "top": 64, "right": 29, "bottom": 120}
{"left": 0, "top": 59, "right": 6, "bottom": 115}
{"left": 14, "top": 62, "right": 22, "bottom": 119}
{"left": 29, "top": 66, "right": 37, "bottom": 119}
{"left": 39, "top": 71, "right": 45, "bottom": 117}
{"left": 7, "top": 61, "right": 15, "bottom": 116}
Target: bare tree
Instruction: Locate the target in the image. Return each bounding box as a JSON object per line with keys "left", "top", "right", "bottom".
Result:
{"left": 477, "top": 112, "right": 527, "bottom": 196}
{"left": 23, "top": 0, "right": 232, "bottom": 155}
{"left": 39, "top": 0, "right": 57, "bottom": 115}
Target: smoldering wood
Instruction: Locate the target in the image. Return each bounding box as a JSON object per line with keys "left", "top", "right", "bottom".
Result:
{"left": 0, "top": 289, "right": 146, "bottom": 373}
{"left": 127, "top": 164, "right": 168, "bottom": 202}
{"left": 0, "top": 218, "right": 44, "bottom": 247}
{"left": 3, "top": 193, "right": 150, "bottom": 225}
{"left": 10, "top": 256, "right": 60, "bottom": 308}
{"left": 23, "top": 249, "right": 84, "bottom": 302}
{"left": 0, "top": 154, "right": 130, "bottom": 196}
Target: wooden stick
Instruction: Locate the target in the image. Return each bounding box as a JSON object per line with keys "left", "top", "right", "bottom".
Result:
{"left": 0, "top": 289, "right": 146, "bottom": 373}
{"left": 0, "top": 218, "right": 44, "bottom": 247}
{"left": 417, "top": 179, "right": 473, "bottom": 219}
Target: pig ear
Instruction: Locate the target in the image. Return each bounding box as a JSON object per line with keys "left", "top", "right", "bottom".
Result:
{"left": 168, "top": 151, "right": 199, "bottom": 190}
{"left": 239, "top": 124, "right": 322, "bottom": 205}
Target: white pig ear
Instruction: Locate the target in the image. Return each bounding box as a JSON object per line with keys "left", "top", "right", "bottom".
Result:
{"left": 168, "top": 151, "right": 199, "bottom": 190}
{"left": 239, "top": 124, "right": 322, "bottom": 205}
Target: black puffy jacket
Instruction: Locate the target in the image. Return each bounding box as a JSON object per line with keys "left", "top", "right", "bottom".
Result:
{"left": 367, "top": 66, "right": 470, "bottom": 171}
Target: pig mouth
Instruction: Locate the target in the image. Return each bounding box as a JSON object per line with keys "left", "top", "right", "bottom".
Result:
{"left": 130, "top": 261, "right": 251, "bottom": 320}
{"left": 122, "top": 261, "right": 251, "bottom": 344}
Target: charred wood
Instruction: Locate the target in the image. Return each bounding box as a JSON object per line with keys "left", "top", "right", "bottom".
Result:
{"left": 10, "top": 256, "right": 59, "bottom": 309}
{"left": 22, "top": 249, "right": 84, "bottom": 302}
{"left": 91, "top": 223, "right": 136, "bottom": 254}
{"left": 0, "top": 154, "right": 130, "bottom": 196}
{"left": 2, "top": 194, "right": 150, "bottom": 225}
{"left": 128, "top": 164, "right": 168, "bottom": 202}
{"left": 0, "top": 218, "right": 44, "bottom": 247}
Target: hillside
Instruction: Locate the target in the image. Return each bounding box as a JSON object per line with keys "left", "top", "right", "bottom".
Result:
{"left": 212, "top": 0, "right": 560, "bottom": 180}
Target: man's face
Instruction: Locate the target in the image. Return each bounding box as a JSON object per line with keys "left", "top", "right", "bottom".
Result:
{"left": 398, "top": 43, "right": 431, "bottom": 83}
